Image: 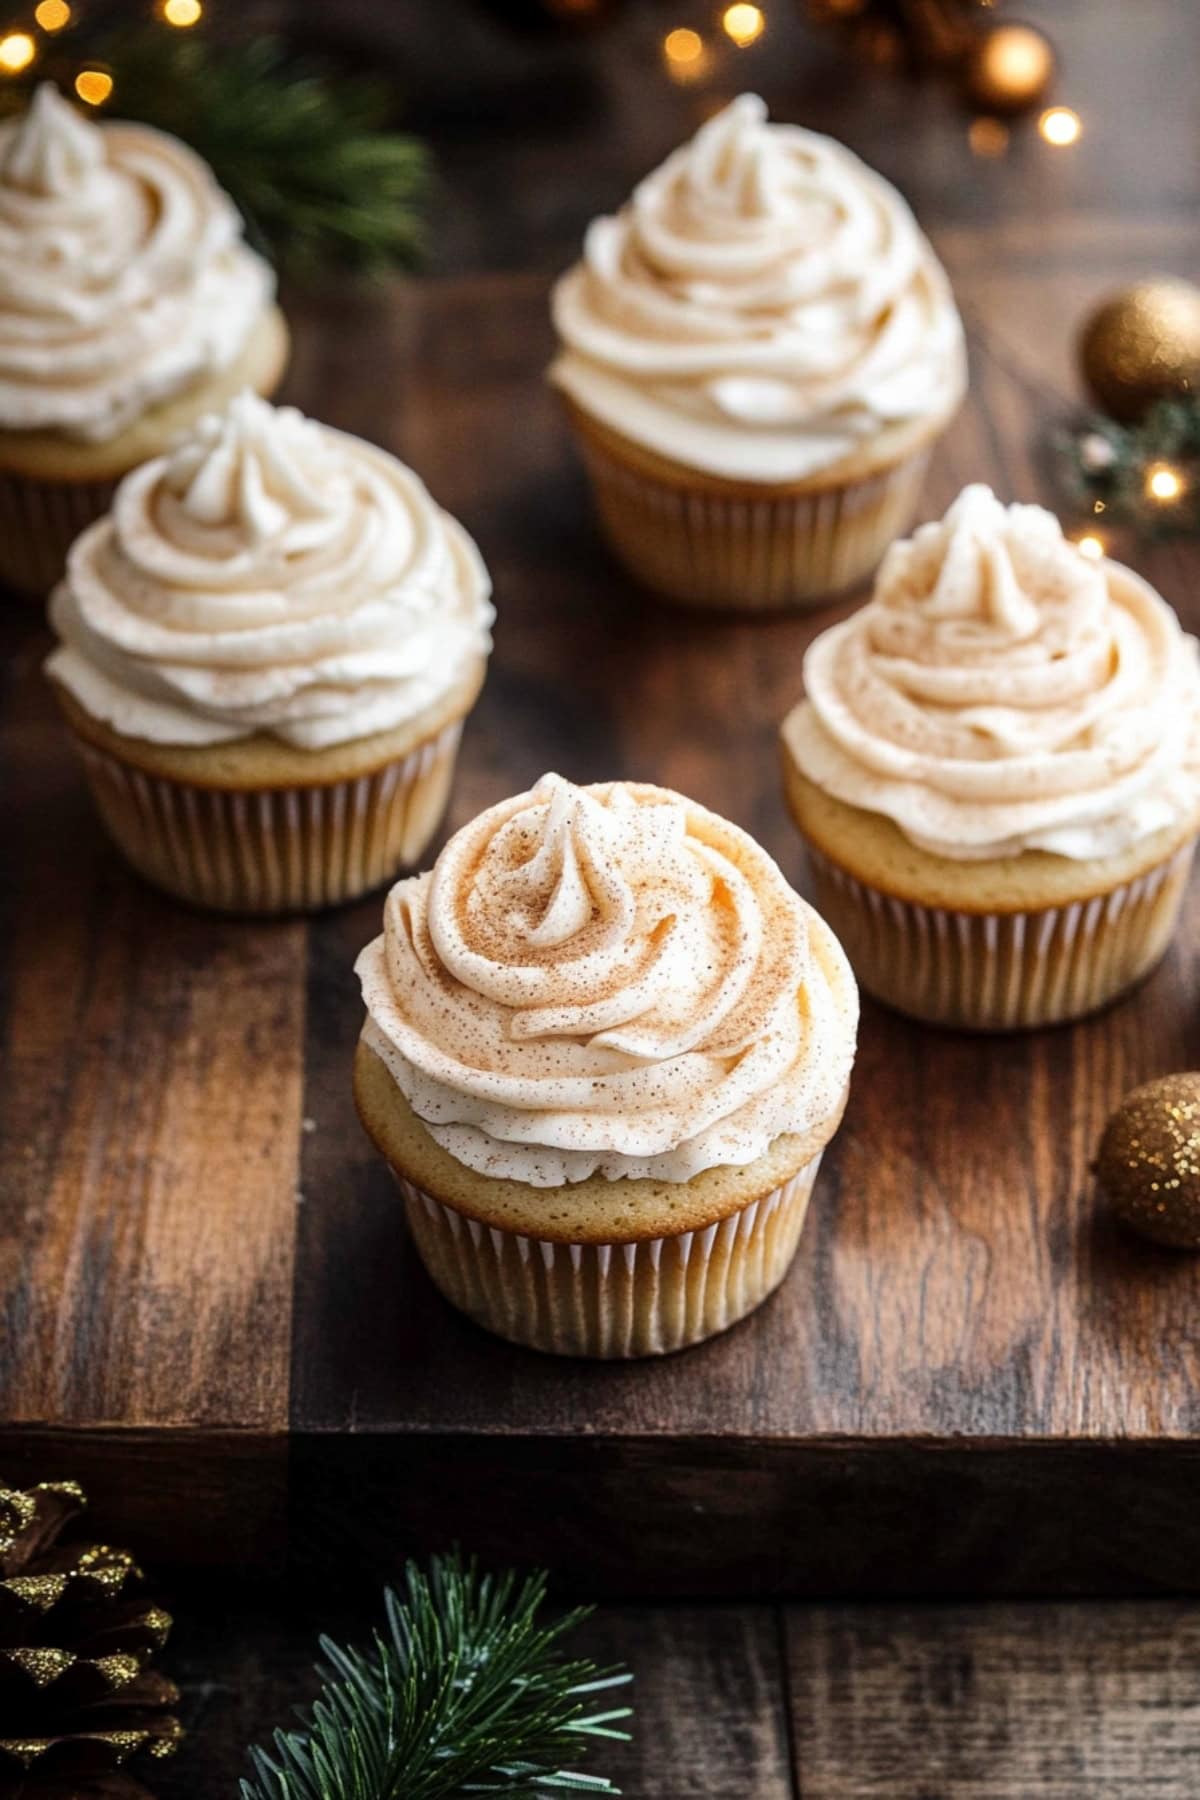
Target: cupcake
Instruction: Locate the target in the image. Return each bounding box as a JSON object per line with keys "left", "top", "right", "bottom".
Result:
{"left": 354, "top": 773, "right": 858, "bottom": 1358}
{"left": 549, "top": 94, "right": 964, "bottom": 613}
{"left": 0, "top": 83, "right": 288, "bottom": 597}
{"left": 781, "top": 485, "right": 1200, "bottom": 1030}
{"left": 45, "top": 391, "right": 493, "bottom": 914}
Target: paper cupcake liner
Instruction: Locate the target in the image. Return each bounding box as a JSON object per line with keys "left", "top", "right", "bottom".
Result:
{"left": 70, "top": 720, "right": 463, "bottom": 915}
{"left": 806, "top": 842, "right": 1195, "bottom": 1030}
{"left": 0, "top": 468, "right": 118, "bottom": 599}
{"left": 573, "top": 424, "right": 932, "bottom": 612}
{"left": 397, "top": 1153, "right": 823, "bottom": 1358}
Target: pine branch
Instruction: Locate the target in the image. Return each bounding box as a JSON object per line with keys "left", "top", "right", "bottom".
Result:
{"left": 239, "top": 1556, "right": 632, "bottom": 1800}
{"left": 1, "top": 30, "right": 431, "bottom": 279}
{"left": 1052, "top": 397, "right": 1200, "bottom": 539}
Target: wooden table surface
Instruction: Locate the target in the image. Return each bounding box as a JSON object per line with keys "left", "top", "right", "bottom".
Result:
{"left": 8, "top": 225, "right": 1200, "bottom": 1595}
{"left": 7, "top": 0, "right": 1200, "bottom": 1786}
{"left": 161, "top": 1591, "right": 1200, "bottom": 1798}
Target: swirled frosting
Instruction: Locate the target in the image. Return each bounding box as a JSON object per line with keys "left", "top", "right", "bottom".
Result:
{"left": 550, "top": 94, "right": 965, "bottom": 482}
{"left": 46, "top": 391, "right": 493, "bottom": 750}
{"left": 0, "top": 83, "right": 273, "bottom": 441}
{"left": 783, "top": 485, "right": 1200, "bottom": 861}
{"left": 356, "top": 774, "right": 858, "bottom": 1186}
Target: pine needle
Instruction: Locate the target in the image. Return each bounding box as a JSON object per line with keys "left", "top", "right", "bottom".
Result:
{"left": 1, "top": 30, "right": 430, "bottom": 279}
{"left": 239, "top": 1556, "right": 632, "bottom": 1800}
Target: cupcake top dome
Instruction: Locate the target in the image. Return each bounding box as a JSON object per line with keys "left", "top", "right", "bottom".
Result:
{"left": 46, "top": 390, "right": 493, "bottom": 750}
{"left": 782, "top": 484, "right": 1200, "bottom": 860}
{"left": 356, "top": 773, "right": 858, "bottom": 1186}
{"left": 0, "top": 83, "right": 273, "bottom": 442}
{"left": 550, "top": 94, "right": 964, "bottom": 483}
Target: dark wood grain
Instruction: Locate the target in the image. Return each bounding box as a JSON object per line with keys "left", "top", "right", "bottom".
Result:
{"left": 0, "top": 630, "right": 303, "bottom": 1438}
{"left": 785, "top": 1601, "right": 1200, "bottom": 1796}
{"left": 5, "top": 4, "right": 1200, "bottom": 1592}
{"left": 159, "top": 1597, "right": 794, "bottom": 1800}
{"left": 157, "top": 1593, "right": 1200, "bottom": 1798}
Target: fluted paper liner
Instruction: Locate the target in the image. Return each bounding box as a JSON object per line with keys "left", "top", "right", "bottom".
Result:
{"left": 806, "top": 842, "right": 1195, "bottom": 1030}
{"left": 70, "top": 720, "right": 463, "bottom": 915}
{"left": 0, "top": 468, "right": 117, "bottom": 599}
{"left": 397, "top": 1153, "right": 822, "bottom": 1358}
{"left": 571, "top": 418, "right": 932, "bottom": 612}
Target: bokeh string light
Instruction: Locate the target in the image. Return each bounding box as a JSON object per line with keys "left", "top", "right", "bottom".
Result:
{"left": 0, "top": 30, "right": 35, "bottom": 70}
{"left": 33, "top": 0, "right": 70, "bottom": 30}
{"left": 1039, "top": 106, "right": 1081, "bottom": 147}
{"left": 161, "top": 0, "right": 203, "bottom": 24}
{"left": 662, "top": 25, "right": 709, "bottom": 83}
{"left": 73, "top": 66, "right": 112, "bottom": 103}
{"left": 721, "top": 4, "right": 765, "bottom": 48}
{"left": 1145, "top": 462, "right": 1185, "bottom": 504}
{"left": 964, "top": 22, "right": 1054, "bottom": 113}
{"left": 967, "top": 117, "right": 1009, "bottom": 159}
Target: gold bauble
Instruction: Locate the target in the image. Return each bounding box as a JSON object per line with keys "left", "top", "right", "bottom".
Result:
{"left": 1079, "top": 278, "right": 1200, "bottom": 422}
{"left": 963, "top": 23, "right": 1055, "bottom": 114}
{"left": 1095, "top": 1073, "right": 1200, "bottom": 1250}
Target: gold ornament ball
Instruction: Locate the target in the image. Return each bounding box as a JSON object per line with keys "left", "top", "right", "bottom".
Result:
{"left": 963, "top": 23, "right": 1055, "bottom": 114}
{"left": 1095, "top": 1073, "right": 1200, "bottom": 1250}
{"left": 1079, "top": 278, "right": 1200, "bottom": 422}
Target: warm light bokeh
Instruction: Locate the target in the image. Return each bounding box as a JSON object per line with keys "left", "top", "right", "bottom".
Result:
{"left": 663, "top": 25, "right": 709, "bottom": 82}
{"left": 972, "top": 23, "right": 1053, "bottom": 107}
{"left": 0, "top": 31, "right": 36, "bottom": 72}
{"left": 1039, "top": 106, "right": 1081, "bottom": 146}
{"left": 1146, "top": 463, "right": 1184, "bottom": 503}
{"left": 34, "top": 0, "right": 71, "bottom": 30}
{"left": 163, "top": 0, "right": 203, "bottom": 24}
{"left": 1075, "top": 535, "right": 1105, "bottom": 561}
{"left": 664, "top": 26, "right": 704, "bottom": 63}
{"left": 968, "top": 118, "right": 1009, "bottom": 159}
{"left": 74, "top": 68, "right": 113, "bottom": 104}
{"left": 722, "top": 4, "right": 765, "bottom": 47}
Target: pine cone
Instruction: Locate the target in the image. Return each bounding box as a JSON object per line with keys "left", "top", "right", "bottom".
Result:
{"left": 0, "top": 1479, "right": 183, "bottom": 1800}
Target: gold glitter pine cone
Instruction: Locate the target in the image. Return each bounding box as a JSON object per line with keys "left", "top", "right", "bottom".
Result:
{"left": 1095, "top": 1072, "right": 1200, "bottom": 1250}
{"left": 0, "top": 1479, "right": 182, "bottom": 1798}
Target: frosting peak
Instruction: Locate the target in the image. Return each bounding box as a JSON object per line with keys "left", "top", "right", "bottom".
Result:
{"left": 46, "top": 394, "right": 493, "bottom": 751}
{"left": 357, "top": 776, "right": 858, "bottom": 1185}
{"left": 913, "top": 485, "right": 1047, "bottom": 637}
{"left": 455, "top": 773, "right": 639, "bottom": 956}
{"left": 0, "top": 87, "right": 273, "bottom": 440}
{"left": 2, "top": 82, "right": 102, "bottom": 196}
{"left": 783, "top": 486, "right": 1200, "bottom": 861}
{"left": 550, "top": 95, "right": 965, "bottom": 482}
{"left": 163, "top": 390, "right": 341, "bottom": 542}
{"left": 689, "top": 94, "right": 783, "bottom": 221}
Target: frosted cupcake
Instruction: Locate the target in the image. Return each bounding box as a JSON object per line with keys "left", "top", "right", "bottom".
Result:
{"left": 781, "top": 486, "right": 1200, "bottom": 1030}
{"left": 0, "top": 83, "right": 287, "bottom": 596}
{"left": 550, "top": 94, "right": 964, "bottom": 612}
{"left": 46, "top": 391, "right": 493, "bottom": 914}
{"left": 354, "top": 773, "right": 858, "bottom": 1358}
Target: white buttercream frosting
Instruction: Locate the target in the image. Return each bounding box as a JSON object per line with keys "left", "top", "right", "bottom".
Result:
{"left": 357, "top": 774, "right": 858, "bottom": 1186}
{"left": 550, "top": 94, "right": 965, "bottom": 483}
{"left": 46, "top": 391, "right": 493, "bottom": 751}
{"left": 782, "top": 485, "right": 1200, "bottom": 861}
{"left": 0, "top": 83, "right": 273, "bottom": 441}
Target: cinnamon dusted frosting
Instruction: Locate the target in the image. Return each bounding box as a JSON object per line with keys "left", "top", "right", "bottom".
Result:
{"left": 0, "top": 83, "right": 273, "bottom": 442}
{"left": 550, "top": 94, "right": 964, "bottom": 483}
{"left": 783, "top": 485, "right": 1200, "bottom": 861}
{"left": 356, "top": 774, "right": 858, "bottom": 1186}
{"left": 46, "top": 391, "right": 493, "bottom": 750}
